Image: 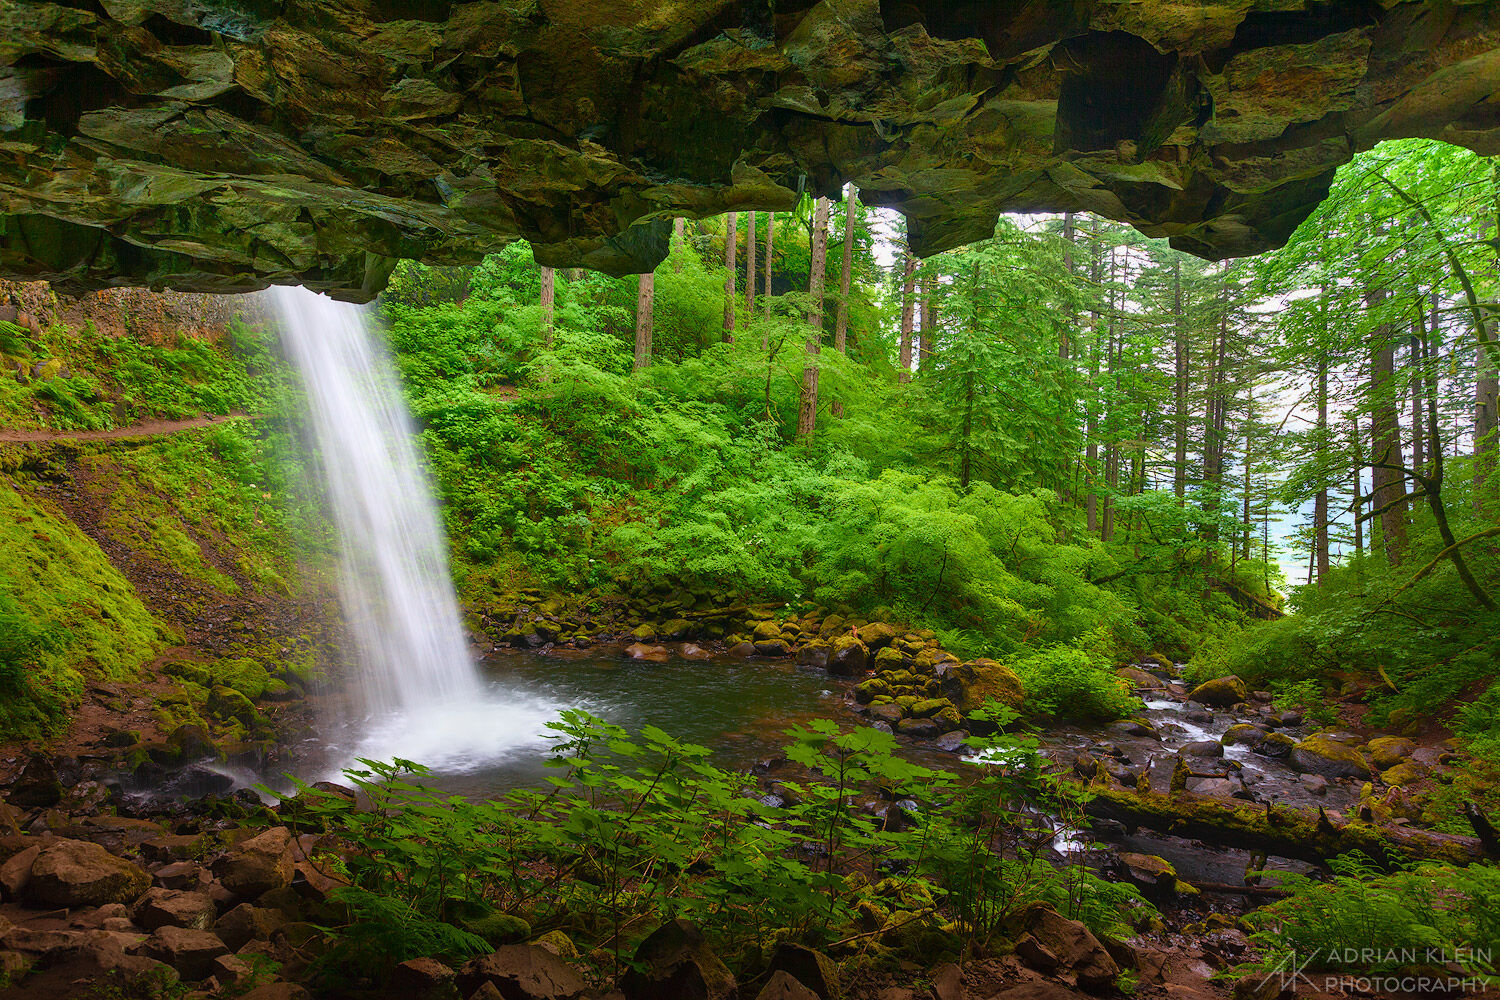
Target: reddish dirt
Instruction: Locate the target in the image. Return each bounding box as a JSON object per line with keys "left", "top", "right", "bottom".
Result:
{"left": 0, "top": 412, "right": 251, "bottom": 444}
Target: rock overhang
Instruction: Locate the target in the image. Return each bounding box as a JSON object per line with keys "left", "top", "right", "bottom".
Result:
{"left": 0, "top": 0, "right": 1497, "bottom": 300}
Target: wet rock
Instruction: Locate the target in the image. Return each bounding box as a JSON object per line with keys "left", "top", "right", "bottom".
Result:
{"left": 1186, "top": 776, "right": 1245, "bottom": 799}
{"left": 212, "top": 827, "right": 294, "bottom": 900}
{"left": 933, "top": 731, "right": 969, "bottom": 754}
{"left": 133, "top": 888, "right": 217, "bottom": 931}
{"left": 624, "top": 643, "right": 670, "bottom": 661}
{"left": 754, "top": 639, "right": 791, "bottom": 657}
{"left": 827, "top": 636, "right": 868, "bottom": 675}
{"left": 1181, "top": 740, "right": 1224, "bottom": 759}
{"left": 25, "top": 839, "right": 150, "bottom": 908}
{"left": 853, "top": 678, "right": 892, "bottom": 704}
{"left": 621, "top": 918, "right": 734, "bottom": 1000}
{"left": 1107, "top": 719, "right": 1157, "bottom": 739}
{"left": 457, "top": 944, "right": 585, "bottom": 1000}
{"left": 7, "top": 755, "right": 62, "bottom": 809}
{"left": 1187, "top": 675, "right": 1248, "bottom": 707}
{"left": 795, "top": 644, "right": 831, "bottom": 669}
{"left": 937, "top": 659, "right": 1025, "bottom": 713}
{"left": 1115, "top": 667, "right": 1163, "bottom": 689}
{"left": 1251, "top": 732, "right": 1296, "bottom": 759}
{"left": 1297, "top": 774, "right": 1329, "bottom": 796}
{"left": 757, "top": 970, "right": 820, "bottom": 1000}
{"left": 868, "top": 703, "right": 904, "bottom": 725}
{"left": 1288, "top": 736, "right": 1370, "bottom": 780}
{"left": 895, "top": 718, "right": 940, "bottom": 739}
{"left": 142, "top": 926, "right": 230, "bottom": 980}
{"left": 726, "top": 642, "right": 756, "bottom": 658}
{"left": 767, "top": 942, "right": 839, "bottom": 999}
{"left": 1221, "top": 724, "right": 1265, "bottom": 747}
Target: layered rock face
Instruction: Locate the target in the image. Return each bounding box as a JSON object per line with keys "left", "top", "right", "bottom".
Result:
{"left": 2, "top": 0, "right": 1498, "bottom": 298}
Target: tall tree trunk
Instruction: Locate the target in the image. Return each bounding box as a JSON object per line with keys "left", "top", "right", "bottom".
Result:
{"left": 1084, "top": 230, "right": 1102, "bottom": 535}
{"left": 832, "top": 187, "right": 856, "bottom": 418}
{"left": 1241, "top": 385, "right": 1254, "bottom": 564}
{"left": 798, "top": 197, "right": 830, "bottom": 441}
{"left": 1351, "top": 413, "right": 1364, "bottom": 561}
{"left": 1479, "top": 174, "right": 1500, "bottom": 487}
{"left": 744, "top": 211, "right": 756, "bottom": 316}
{"left": 960, "top": 371, "right": 975, "bottom": 488}
{"left": 1366, "top": 285, "right": 1408, "bottom": 566}
{"left": 1173, "top": 259, "right": 1188, "bottom": 501}
{"left": 673, "top": 218, "right": 685, "bottom": 273}
{"left": 1060, "top": 211, "right": 1075, "bottom": 361}
{"left": 1315, "top": 354, "right": 1330, "bottom": 584}
{"left": 762, "top": 212, "right": 775, "bottom": 349}
{"left": 723, "top": 212, "right": 737, "bottom": 343}
{"left": 540, "top": 265, "right": 555, "bottom": 348}
{"left": 1410, "top": 305, "right": 1426, "bottom": 476}
{"left": 634, "top": 272, "right": 654, "bottom": 370}
{"left": 918, "top": 272, "right": 937, "bottom": 374}
{"left": 898, "top": 251, "right": 916, "bottom": 382}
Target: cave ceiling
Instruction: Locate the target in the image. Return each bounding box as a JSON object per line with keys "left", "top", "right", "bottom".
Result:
{"left": 2, "top": 0, "right": 1499, "bottom": 298}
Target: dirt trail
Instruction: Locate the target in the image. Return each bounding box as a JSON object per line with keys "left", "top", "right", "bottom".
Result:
{"left": 0, "top": 412, "right": 250, "bottom": 443}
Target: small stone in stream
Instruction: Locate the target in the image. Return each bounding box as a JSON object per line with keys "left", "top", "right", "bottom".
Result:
{"left": 895, "top": 717, "right": 940, "bottom": 738}
{"left": 1186, "top": 710, "right": 1215, "bottom": 724}
{"left": 753, "top": 639, "right": 791, "bottom": 657}
{"left": 680, "top": 643, "right": 712, "bottom": 660}
{"left": 933, "top": 731, "right": 968, "bottom": 753}
{"left": 1298, "top": 774, "right": 1329, "bottom": 796}
{"left": 624, "top": 643, "right": 669, "bottom": 661}
{"left": 134, "top": 887, "right": 217, "bottom": 931}
{"left": 142, "top": 926, "right": 230, "bottom": 980}
{"left": 1187, "top": 776, "right": 1245, "bottom": 799}
{"left": 1107, "top": 720, "right": 1157, "bottom": 738}
{"left": 726, "top": 641, "right": 756, "bottom": 658}
{"left": 1181, "top": 740, "right": 1224, "bottom": 758}
{"left": 757, "top": 970, "right": 819, "bottom": 1000}
{"left": 795, "top": 644, "right": 830, "bottom": 669}
{"left": 25, "top": 839, "right": 151, "bottom": 907}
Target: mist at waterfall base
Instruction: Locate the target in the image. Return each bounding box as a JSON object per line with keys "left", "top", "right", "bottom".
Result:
{"left": 270, "top": 286, "right": 565, "bottom": 777}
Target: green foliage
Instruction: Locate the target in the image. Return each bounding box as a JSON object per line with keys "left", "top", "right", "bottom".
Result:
{"left": 1009, "top": 642, "right": 1138, "bottom": 722}
{"left": 283, "top": 711, "right": 1152, "bottom": 986}
{"left": 1243, "top": 854, "right": 1500, "bottom": 980}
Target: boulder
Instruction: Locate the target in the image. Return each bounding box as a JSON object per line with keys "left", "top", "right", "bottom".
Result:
{"left": 1288, "top": 736, "right": 1370, "bottom": 780}
{"left": 1221, "top": 724, "right": 1265, "bottom": 747}
{"left": 142, "top": 926, "right": 230, "bottom": 980}
{"left": 826, "top": 636, "right": 868, "bottom": 676}
{"left": 1297, "top": 774, "right": 1329, "bottom": 796}
{"left": 660, "top": 619, "right": 692, "bottom": 640}
{"left": 153, "top": 861, "right": 205, "bottom": 891}
{"left": 757, "top": 970, "right": 820, "bottom": 1000}
{"left": 855, "top": 623, "right": 902, "bottom": 650}
{"left": 1115, "top": 667, "right": 1163, "bottom": 689}
{"left": 752, "top": 620, "right": 783, "bottom": 641}
{"left": 456, "top": 945, "right": 585, "bottom": 1000}
{"left": 1022, "top": 903, "right": 1119, "bottom": 990}
{"left": 767, "top": 943, "right": 840, "bottom": 999}
{"left": 391, "top": 956, "right": 456, "bottom": 996}
{"left": 795, "top": 643, "right": 831, "bottom": 669}
{"left": 853, "top": 679, "right": 892, "bottom": 704}
{"left": 936, "top": 659, "right": 1024, "bottom": 713}
{"left": 725, "top": 642, "right": 757, "bottom": 658}
{"left": 680, "top": 643, "right": 712, "bottom": 660}
{"left": 754, "top": 639, "right": 791, "bottom": 657}
{"left": 625, "top": 643, "right": 670, "bottom": 661}
{"left": 1181, "top": 741, "right": 1224, "bottom": 759}
{"left": 1367, "top": 736, "right": 1416, "bottom": 770}
{"left": 7, "top": 755, "right": 62, "bottom": 809}
{"left": 620, "top": 919, "right": 735, "bottom": 1000}
{"left": 0, "top": 844, "right": 40, "bottom": 901}
{"left": 1186, "top": 675, "right": 1248, "bottom": 707}
{"left": 214, "top": 903, "right": 287, "bottom": 951}
{"left": 211, "top": 827, "right": 294, "bottom": 899}
{"left": 24, "top": 839, "right": 150, "bottom": 908}
{"left": 895, "top": 718, "right": 940, "bottom": 738}
{"left": 868, "top": 703, "right": 904, "bottom": 725}
{"left": 133, "top": 888, "right": 217, "bottom": 931}
{"left": 1380, "top": 761, "right": 1428, "bottom": 787}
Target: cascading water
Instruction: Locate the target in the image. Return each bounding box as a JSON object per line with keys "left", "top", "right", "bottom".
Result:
{"left": 270, "top": 285, "right": 561, "bottom": 772}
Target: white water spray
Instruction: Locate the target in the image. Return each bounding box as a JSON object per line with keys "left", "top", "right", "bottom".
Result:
{"left": 270, "top": 286, "right": 558, "bottom": 771}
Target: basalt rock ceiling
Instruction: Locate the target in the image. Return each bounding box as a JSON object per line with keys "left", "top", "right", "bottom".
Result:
{"left": 2, "top": 1, "right": 1500, "bottom": 299}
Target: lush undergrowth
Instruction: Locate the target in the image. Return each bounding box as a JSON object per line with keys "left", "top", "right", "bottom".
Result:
{"left": 380, "top": 246, "right": 1263, "bottom": 721}
{"left": 286, "top": 708, "right": 1153, "bottom": 987}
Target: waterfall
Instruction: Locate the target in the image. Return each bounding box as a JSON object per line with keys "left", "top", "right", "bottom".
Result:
{"left": 270, "top": 285, "right": 559, "bottom": 773}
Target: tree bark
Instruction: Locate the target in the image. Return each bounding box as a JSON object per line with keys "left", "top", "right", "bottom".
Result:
{"left": 672, "top": 218, "right": 685, "bottom": 273}
{"left": 918, "top": 272, "right": 937, "bottom": 374}
{"left": 1173, "top": 259, "right": 1188, "bottom": 502}
{"left": 1479, "top": 169, "right": 1500, "bottom": 487}
{"left": 1365, "top": 285, "right": 1408, "bottom": 566}
{"left": 833, "top": 187, "right": 856, "bottom": 418}
{"left": 539, "top": 265, "right": 555, "bottom": 348}
{"left": 798, "top": 197, "right": 829, "bottom": 442}
{"left": 634, "top": 272, "right": 653, "bottom": 370}
{"left": 898, "top": 250, "right": 916, "bottom": 383}
{"left": 723, "top": 212, "right": 737, "bottom": 343}
{"left": 1351, "top": 414, "right": 1364, "bottom": 561}
{"left": 744, "top": 210, "right": 756, "bottom": 316}
{"left": 1315, "top": 353, "right": 1330, "bottom": 584}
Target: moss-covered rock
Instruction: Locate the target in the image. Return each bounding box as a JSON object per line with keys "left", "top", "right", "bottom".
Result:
{"left": 937, "top": 658, "right": 1024, "bottom": 713}
{"left": 217, "top": 658, "right": 272, "bottom": 701}
{"left": 1367, "top": 736, "right": 1416, "bottom": 771}
{"left": 854, "top": 678, "right": 892, "bottom": 705}
{"left": 1186, "top": 675, "right": 1248, "bottom": 707}
{"left": 1221, "top": 724, "right": 1265, "bottom": 747}
{"left": 908, "top": 698, "right": 954, "bottom": 719}
{"left": 872, "top": 646, "right": 905, "bottom": 670}
{"left": 1289, "top": 735, "right": 1370, "bottom": 779}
